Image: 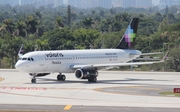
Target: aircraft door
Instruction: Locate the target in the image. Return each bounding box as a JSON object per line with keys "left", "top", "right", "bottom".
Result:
{"left": 38, "top": 55, "right": 47, "bottom": 72}
{"left": 39, "top": 56, "right": 44, "bottom": 66}
{"left": 119, "top": 52, "right": 124, "bottom": 63}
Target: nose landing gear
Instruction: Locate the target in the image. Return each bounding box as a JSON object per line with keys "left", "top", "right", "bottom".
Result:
{"left": 31, "top": 78, "right": 36, "bottom": 83}
{"left": 30, "top": 73, "right": 37, "bottom": 83}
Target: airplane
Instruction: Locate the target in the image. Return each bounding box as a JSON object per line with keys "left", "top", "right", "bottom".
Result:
{"left": 15, "top": 18, "right": 167, "bottom": 83}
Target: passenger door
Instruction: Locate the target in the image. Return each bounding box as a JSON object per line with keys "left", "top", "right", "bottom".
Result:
{"left": 38, "top": 55, "right": 47, "bottom": 72}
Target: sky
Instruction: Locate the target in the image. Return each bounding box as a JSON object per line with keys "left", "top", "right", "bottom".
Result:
{"left": 64, "top": 0, "right": 67, "bottom": 4}
{"left": 152, "top": 0, "right": 160, "bottom": 5}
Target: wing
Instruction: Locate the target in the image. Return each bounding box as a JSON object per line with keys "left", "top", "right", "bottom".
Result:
{"left": 70, "top": 61, "right": 163, "bottom": 70}
{"left": 70, "top": 50, "right": 169, "bottom": 70}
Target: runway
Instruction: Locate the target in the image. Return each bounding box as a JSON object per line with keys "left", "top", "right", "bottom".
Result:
{"left": 0, "top": 69, "right": 180, "bottom": 112}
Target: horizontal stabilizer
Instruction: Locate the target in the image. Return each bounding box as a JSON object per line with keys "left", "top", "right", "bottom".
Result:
{"left": 141, "top": 52, "right": 162, "bottom": 56}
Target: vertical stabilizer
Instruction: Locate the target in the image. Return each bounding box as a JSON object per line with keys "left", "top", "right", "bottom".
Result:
{"left": 116, "top": 18, "right": 139, "bottom": 49}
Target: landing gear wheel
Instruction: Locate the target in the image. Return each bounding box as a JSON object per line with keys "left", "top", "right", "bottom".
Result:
{"left": 57, "top": 75, "right": 61, "bottom": 81}
{"left": 61, "top": 75, "right": 66, "bottom": 81}
{"left": 57, "top": 75, "right": 66, "bottom": 81}
{"left": 92, "top": 77, "right": 97, "bottom": 82}
{"left": 31, "top": 78, "right": 36, "bottom": 83}
{"left": 88, "top": 78, "right": 92, "bottom": 83}
{"left": 88, "top": 77, "right": 97, "bottom": 83}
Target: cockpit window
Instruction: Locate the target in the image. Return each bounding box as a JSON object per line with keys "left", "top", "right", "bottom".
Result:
{"left": 22, "top": 58, "right": 27, "bottom": 60}
{"left": 21, "top": 57, "right": 34, "bottom": 61}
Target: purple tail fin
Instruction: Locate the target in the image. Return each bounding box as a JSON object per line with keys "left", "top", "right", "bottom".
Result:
{"left": 116, "top": 18, "right": 139, "bottom": 49}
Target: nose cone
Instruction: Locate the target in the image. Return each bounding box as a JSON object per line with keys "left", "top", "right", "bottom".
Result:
{"left": 137, "top": 50, "right": 142, "bottom": 55}
{"left": 15, "top": 61, "right": 24, "bottom": 72}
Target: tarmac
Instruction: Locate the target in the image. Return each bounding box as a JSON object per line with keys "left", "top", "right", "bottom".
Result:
{"left": 0, "top": 69, "right": 180, "bottom": 112}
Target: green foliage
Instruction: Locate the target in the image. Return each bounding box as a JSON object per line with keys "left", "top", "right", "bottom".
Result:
{"left": 166, "top": 45, "right": 180, "bottom": 72}
{"left": 41, "top": 28, "right": 75, "bottom": 50}
{"left": 82, "top": 17, "right": 94, "bottom": 28}
{"left": 56, "top": 16, "right": 64, "bottom": 28}
{"left": 73, "top": 28, "right": 100, "bottom": 49}
{"left": 0, "top": 4, "right": 180, "bottom": 71}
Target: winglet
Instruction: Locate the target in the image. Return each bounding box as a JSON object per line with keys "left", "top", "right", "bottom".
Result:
{"left": 18, "top": 44, "right": 24, "bottom": 58}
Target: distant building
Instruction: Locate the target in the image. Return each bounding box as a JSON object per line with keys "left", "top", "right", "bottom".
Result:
{"left": 0, "top": 0, "right": 63, "bottom": 7}
{"left": 99, "top": 0, "right": 112, "bottom": 8}
{"left": 54, "top": 0, "right": 63, "bottom": 7}
{"left": 113, "top": 0, "right": 152, "bottom": 8}
{"left": 115, "top": 0, "right": 123, "bottom": 7}
{"left": 67, "top": 0, "right": 112, "bottom": 9}
{"left": 160, "top": 0, "right": 172, "bottom": 6}
{"left": 159, "top": 0, "right": 180, "bottom": 8}
{"left": 0, "top": 0, "right": 18, "bottom": 6}
{"left": 136, "top": 0, "right": 152, "bottom": 8}
{"left": 123, "top": 0, "right": 136, "bottom": 8}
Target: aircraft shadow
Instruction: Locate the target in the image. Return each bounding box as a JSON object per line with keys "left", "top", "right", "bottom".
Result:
{"left": 24, "top": 78, "right": 169, "bottom": 85}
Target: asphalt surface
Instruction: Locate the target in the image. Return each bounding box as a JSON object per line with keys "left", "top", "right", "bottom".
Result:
{"left": 0, "top": 104, "right": 180, "bottom": 112}
{"left": 0, "top": 70, "right": 180, "bottom": 112}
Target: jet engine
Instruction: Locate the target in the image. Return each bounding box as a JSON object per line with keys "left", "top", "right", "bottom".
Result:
{"left": 29, "top": 73, "right": 50, "bottom": 77}
{"left": 75, "top": 69, "right": 98, "bottom": 79}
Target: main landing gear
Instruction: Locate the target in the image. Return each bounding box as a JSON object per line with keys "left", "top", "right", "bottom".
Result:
{"left": 88, "top": 77, "right": 97, "bottom": 83}
{"left": 57, "top": 73, "right": 66, "bottom": 81}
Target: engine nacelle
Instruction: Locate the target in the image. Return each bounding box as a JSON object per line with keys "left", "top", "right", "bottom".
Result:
{"left": 29, "top": 73, "right": 50, "bottom": 77}
{"left": 75, "top": 69, "right": 98, "bottom": 79}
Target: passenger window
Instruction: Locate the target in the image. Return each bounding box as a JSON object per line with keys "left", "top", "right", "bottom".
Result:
{"left": 31, "top": 58, "right": 34, "bottom": 61}
{"left": 28, "top": 58, "right": 31, "bottom": 61}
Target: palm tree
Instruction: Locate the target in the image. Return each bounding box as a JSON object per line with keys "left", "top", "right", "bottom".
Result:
{"left": 3, "top": 18, "right": 15, "bottom": 34}
{"left": 25, "top": 16, "right": 38, "bottom": 35}
{"left": 56, "top": 16, "right": 64, "bottom": 29}
{"left": 17, "top": 21, "right": 26, "bottom": 37}
{"left": 82, "top": 17, "right": 94, "bottom": 28}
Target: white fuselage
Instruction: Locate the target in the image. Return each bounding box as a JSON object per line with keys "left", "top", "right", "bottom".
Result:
{"left": 15, "top": 49, "right": 141, "bottom": 73}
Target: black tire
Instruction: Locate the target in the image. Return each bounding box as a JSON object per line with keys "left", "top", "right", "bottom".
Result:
{"left": 92, "top": 77, "right": 97, "bottom": 82}
{"left": 88, "top": 78, "right": 92, "bottom": 83}
{"left": 57, "top": 75, "right": 61, "bottom": 81}
{"left": 57, "top": 75, "right": 66, "bottom": 81}
{"left": 31, "top": 79, "right": 36, "bottom": 83}
{"left": 61, "top": 75, "right": 66, "bottom": 81}
{"left": 88, "top": 77, "right": 97, "bottom": 83}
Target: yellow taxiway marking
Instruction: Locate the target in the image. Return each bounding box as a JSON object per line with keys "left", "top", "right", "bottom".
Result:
{"left": 64, "top": 105, "right": 72, "bottom": 110}
{"left": 0, "top": 77, "right": 4, "bottom": 82}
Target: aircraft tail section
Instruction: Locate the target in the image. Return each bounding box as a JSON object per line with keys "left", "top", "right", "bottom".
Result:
{"left": 116, "top": 18, "right": 139, "bottom": 49}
